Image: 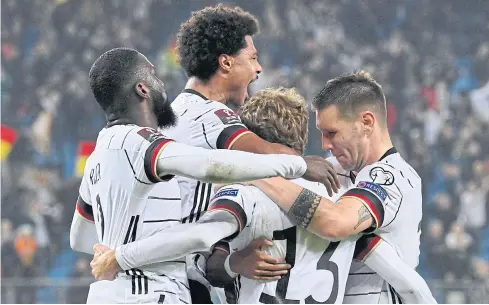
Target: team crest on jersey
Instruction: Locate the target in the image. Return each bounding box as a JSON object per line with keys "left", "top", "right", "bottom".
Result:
{"left": 357, "top": 181, "right": 387, "bottom": 201}
{"left": 137, "top": 127, "right": 165, "bottom": 143}
{"left": 214, "top": 109, "right": 241, "bottom": 125}
{"left": 369, "top": 167, "right": 395, "bottom": 185}
{"left": 214, "top": 188, "right": 239, "bottom": 199}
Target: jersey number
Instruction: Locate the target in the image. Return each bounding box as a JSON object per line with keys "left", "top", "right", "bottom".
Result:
{"left": 96, "top": 194, "right": 105, "bottom": 240}
{"left": 259, "top": 227, "right": 340, "bottom": 304}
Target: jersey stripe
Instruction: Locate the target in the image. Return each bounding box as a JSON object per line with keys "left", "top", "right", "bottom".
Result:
{"left": 123, "top": 150, "right": 151, "bottom": 185}
{"left": 389, "top": 284, "right": 402, "bottom": 304}
{"left": 194, "top": 182, "right": 208, "bottom": 222}
{"left": 216, "top": 125, "right": 250, "bottom": 149}
{"left": 185, "top": 182, "right": 213, "bottom": 223}
{"left": 208, "top": 199, "right": 248, "bottom": 235}
{"left": 354, "top": 234, "right": 382, "bottom": 261}
{"left": 143, "top": 138, "right": 174, "bottom": 183}
{"left": 196, "top": 183, "right": 212, "bottom": 221}
{"left": 122, "top": 216, "right": 148, "bottom": 295}
{"left": 342, "top": 187, "right": 385, "bottom": 230}
{"left": 183, "top": 182, "right": 200, "bottom": 223}
{"left": 76, "top": 195, "right": 94, "bottom": 221}
{"left": 123, "top": 216, "right": 136, "bottom": 244}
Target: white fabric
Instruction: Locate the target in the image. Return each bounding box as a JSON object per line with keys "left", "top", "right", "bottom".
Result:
{"left": 364, "top": 240, "right": 437, "bottom": 304}
{"left": 86, "top": 273, "right": 191, "bottom": 304}
{"left": 208, "top": 179, "right": 357, "bottom": 304}
{"left": 157, "top": 141, "right": 307, "bottom": 183}
{"left": 115, "top": 212, "right": 239, "bottom": 270}
{"left": 329, "top": 153, "right": 425, "bottom": 304}
{"left": 69, "top": 212, "right": 97, "bottom": 254}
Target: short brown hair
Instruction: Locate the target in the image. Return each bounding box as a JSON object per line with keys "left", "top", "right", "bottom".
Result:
{"left": 313, "top": 71, "right": 387, "bottom": 126}
{"left": 239, "top": 87, "right": 309, "bottom": 154}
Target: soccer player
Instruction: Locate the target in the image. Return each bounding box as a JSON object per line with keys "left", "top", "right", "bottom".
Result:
{"left": 241, "top": 72, "right": 435, "bottom": 303}
{"left": 160, "top": 4, "right": 339, "bottom": 302}
{"left": 69, "top": 47, "right": 338, "bottom": 304}
{"left": 90, "top": 87, "right": 435, "bottom": 303}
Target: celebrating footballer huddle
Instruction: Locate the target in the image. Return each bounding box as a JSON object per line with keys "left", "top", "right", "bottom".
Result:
{"left": 70, "top": 4, "right": 436, "bottom": 304}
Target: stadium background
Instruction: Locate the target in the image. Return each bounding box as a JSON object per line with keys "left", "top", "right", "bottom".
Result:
{"left": 1, "top": 0, "right": 489, "bottom": 303}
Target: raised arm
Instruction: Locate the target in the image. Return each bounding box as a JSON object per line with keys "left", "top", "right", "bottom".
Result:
{"left": 155, "top": 142, "right": 339, "bottom": 195}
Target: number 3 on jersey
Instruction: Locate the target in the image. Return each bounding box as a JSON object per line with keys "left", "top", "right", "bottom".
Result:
{"left": 95, "top": 194, "right": 105, "bottom": 241}
{"left": 259, "top": 227, "right": 340, "bottom": 304}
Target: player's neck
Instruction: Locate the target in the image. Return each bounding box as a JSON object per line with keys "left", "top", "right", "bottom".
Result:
{"left": 105, "top": 106, "right": 158, "bottom": 130}
{"left": 365, "top": 130, "right": 394, "bottom": 167}
{"left": 185, "top": 77, "right": 229, "bottom": 105}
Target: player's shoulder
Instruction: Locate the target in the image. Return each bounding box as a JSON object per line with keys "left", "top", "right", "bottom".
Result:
{"left": 173, "top": 92, "right": 241, "bottom": 123}
{"left": 362, "top": 153, "right": 419, "bottom": 180}
{"left": 115, "top": 125, "right": 172, "bottom": 151}
{"left": 213, "top": 184, "right": 251, "bottom": 201}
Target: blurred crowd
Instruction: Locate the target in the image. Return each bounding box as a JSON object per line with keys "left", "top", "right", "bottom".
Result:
{"left": 1, "top": 0, "right": 489, "bottom": 303}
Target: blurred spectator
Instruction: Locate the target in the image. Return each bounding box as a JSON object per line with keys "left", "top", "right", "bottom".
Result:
{"left": 445, "top": 223, "right": 473, "bottom": 279}
{"left": 425, "top": 219, "right": 449, "bottom": 279}
{"left": 457, "top": 181, "right": 488, "bottom": 253}
{"left": 1, "top": 0, "right": 488, "bottom": 302}
{"left": 13, "top": 224, "right": 39, "bottom": 304}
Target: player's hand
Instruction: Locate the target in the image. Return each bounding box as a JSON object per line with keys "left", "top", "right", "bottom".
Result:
{"left": 90, "top": 244, "right": 122, "bottom": 281}
{"left": 302, "top": 155, "right": 340, "bottom": 196}
{"left": 229, "top": 237, "right": 290, "bottom": 281}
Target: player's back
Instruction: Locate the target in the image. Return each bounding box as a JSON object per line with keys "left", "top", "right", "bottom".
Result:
{"left": 217, "top": 179, "right": 357, "bottom": 304}
{"left": 82, "top": 124, "right": 191, "bottom": 303}
{"left": 81, "top": 124, "right": 158, "bottom": 248}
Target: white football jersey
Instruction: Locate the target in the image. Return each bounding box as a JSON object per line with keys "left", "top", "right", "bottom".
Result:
{"left": 331, "top": 148, "right": 423, "bottom": 304}
{"left": 77, "top": 124, "right": 190, "bottom": 302}
{"left": 161, "top": 89, "right": 252, "bottom": 303}
{"left": 162, "top": 89, "right": 251, "bottom": 223}
{"left": 206, "top": 179, "right": 358, "bottom": 304}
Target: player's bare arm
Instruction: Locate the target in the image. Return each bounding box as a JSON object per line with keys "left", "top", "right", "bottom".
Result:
{"left": 251, "top": 177, "right": 375, "bottom": 239}
{"left": 231, "top": 134, "right": 340, "bottom": 196}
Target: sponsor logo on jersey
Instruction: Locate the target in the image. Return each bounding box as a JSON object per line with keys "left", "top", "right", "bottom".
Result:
{"left": 214, "top": 109, "right": 241, "bottom": 125}
{"left": 369, "top": 167, "right": 395, "bottom": 185}
{"left": 357, "top": 181, "right": 387, "bottom": 201}
{"left": 137, "top": 127, "right": 166, "bottom": 143}
{"left": 214, "top": 188, "right": 239, "bottom": 198}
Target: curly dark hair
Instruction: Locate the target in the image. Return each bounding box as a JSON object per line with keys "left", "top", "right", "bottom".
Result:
{"left": 177, "top": 4, "right": 259, "bottom": 81}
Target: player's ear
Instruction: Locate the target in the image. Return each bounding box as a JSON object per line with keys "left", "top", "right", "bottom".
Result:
{"left": 218, "top": 54, "right": 234, "bottom": 74}
{"left": 361, "top": 111, "right": 375, "bottom": 135}
{"left": 135, "top": 83, "right": 150, "bottom": 100}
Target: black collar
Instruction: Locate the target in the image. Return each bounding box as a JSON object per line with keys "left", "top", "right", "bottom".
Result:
{"left": 378, "top": 147, "right": 398, "bottom": 161}
{"left": 105, "top": 118, "right": 135, "bottom": 128}
{"left": 349, "top": 147, "right": 397, "bottom": 183}
{"left": 182, "top": 88, "right": 208, "bottom": 100}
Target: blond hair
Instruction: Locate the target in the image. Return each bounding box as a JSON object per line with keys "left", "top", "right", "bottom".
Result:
{"left": 239, "top": 87, "right": 309, "bottom": 154}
